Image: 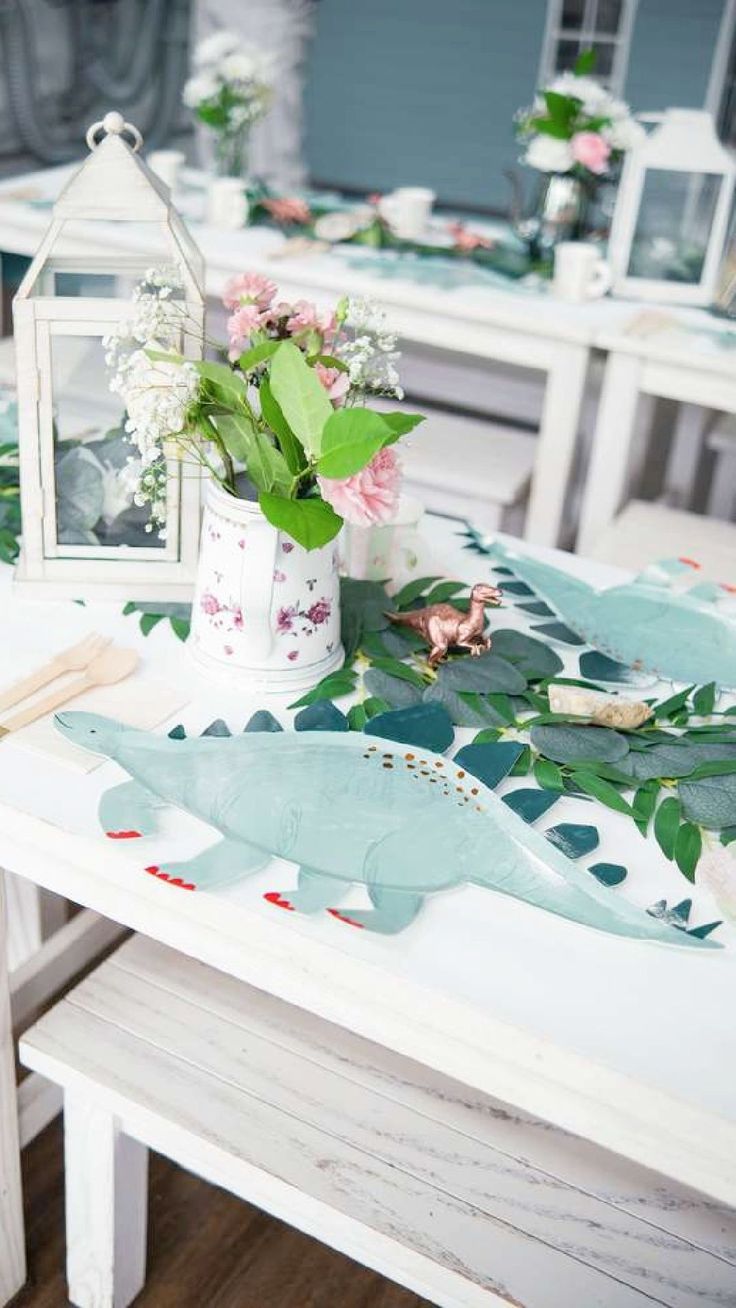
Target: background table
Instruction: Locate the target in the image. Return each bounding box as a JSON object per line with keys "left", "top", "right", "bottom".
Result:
{"left": 0, "top": 515, "right": 735, "bottom": 1305}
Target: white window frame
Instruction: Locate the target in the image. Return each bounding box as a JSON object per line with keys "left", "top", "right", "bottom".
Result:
{"left": 706, "top": 0, "right": 736, "bottom": 144}
{"left": 538, "top": 0, "right": 639, "bottom": 94}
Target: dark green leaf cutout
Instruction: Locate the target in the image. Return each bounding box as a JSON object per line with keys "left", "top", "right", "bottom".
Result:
{"left": 295, "top": 701, "right": 349, "bottom": 732}
{"left": 579, "top": 651, "right": 651, "bottom": 686}
{"left": 721, "top": 825, "right": 736, "bottom": 846}
{"left": 364, "top": 668, "right": 422, "bottom": 709}
{"left": 679, "top": 772, "right": 736, "bottom": 830}
{"left": 503, "top": 788, "right": 560, "bottom": 821}
{"left": 589, "top": 862, "right": 628, "bottom": 886}
{"left": 438, "top": 653, "right": 526, "bottom": 695}
{"left": 545, "top": 823, "right": 600, "bottom": 858}
{"left": 490, "top": 628, "right": 563, "bottom": 679}
{"left": 453, "top": 741, "right": 525, "bottom": 791}
{"left": 654, "top": 795, "right": 680, "bottom": 859}
{"left": 688, "top": 920, "right": 723, "bottom": 939}
{"left": 530, "top": 723, "right": 629, "bottom": 764}
{"left": 201, "top": 718, "right": 231, "bottom": 737}
{"left": 516, "top": 601, "right": 555, "bottom": 617}
{"left": 168, "top": 723, "right": 187, "bottom": 739}
{"left": 365, "top": 702, "right": 455, "bottom": 752}
{"left": 532, "top": 621, "right": 585, "bottom": 646}
{"left": 244, "top": 710, "right": 283, "bottom": 733}
{"left": 501, "top": 581, "right": 535, "bottom": 596}
{"left": 492, "top": 565, "right": 516, "bottom": 576}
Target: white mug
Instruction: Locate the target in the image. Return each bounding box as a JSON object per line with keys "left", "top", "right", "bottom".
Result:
{"left": 206, "top": 177, "right": 249, "bottom": 230}
{"left": 378, "top": 187, "right": 435, "bottom": 240}
{"left": 553, "top": 242, "right": 612, "bottom": 302}
{"left": 147, "top": 149, "right": 186, "bottom": 192}
{"left": 341, "top": 495, "right": 425, "bottom": 584}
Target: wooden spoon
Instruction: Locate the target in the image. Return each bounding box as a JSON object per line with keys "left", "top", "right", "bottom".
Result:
{"left": 0, "top": 647, "right": 139, "bottom": 738}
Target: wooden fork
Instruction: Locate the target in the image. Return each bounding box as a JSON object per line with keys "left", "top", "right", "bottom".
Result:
{"left": 0, "top": 633, "right": 111, "bottom": 715}
{"left": 0, "top": 647, "right": 138, "bottom": 738}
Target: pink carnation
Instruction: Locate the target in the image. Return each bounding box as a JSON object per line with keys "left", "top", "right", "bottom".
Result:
{"left": 318, "top": 446, "right": 400, "bottom": 527}
{"left": 222, "top": 272, "right": 276, "bottom": 311}
{"left": 570, "top": 131, "right": 611, "bottom": 175}
{"left": 315, "top": 363, "right": 349, "bottom": 406}
{"left": 287, "top": 299, "right": 336, "bottom": 337}
{"left": 227, "top": 303, "right": 265, "bottom": 359}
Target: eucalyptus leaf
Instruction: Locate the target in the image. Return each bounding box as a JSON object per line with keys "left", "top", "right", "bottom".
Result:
{"left": 424, "top": 580, "right": 468, "bottom": 605}
{"left": 368, "top": 656, "right": 426, "bottom": 688}
{"left": 423, "top": 682, "right": 508, "bottom": 728}
{"left": 530, "top": 723, "right": 629, "bottom": 765}
{"left": 392, "top": 575, "right": 441, "bottom": 609}
{"left": 489, "top": 629, "right": 563, "bottom": 679}
{"left": 679, "top": 772, "right": 736, "bottom": 830}
{"left": 438, "top": 653, "right": 526, "bottom": 695}
{"left": 363, "top": 668, "right": 422, "bottom": 708}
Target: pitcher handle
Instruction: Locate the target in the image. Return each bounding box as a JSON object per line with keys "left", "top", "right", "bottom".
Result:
{"left": 240, "top": 519, "right": 279, "bottom": 660}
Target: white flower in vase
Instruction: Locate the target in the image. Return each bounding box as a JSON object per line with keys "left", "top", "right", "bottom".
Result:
{"left": 524, "top": 135, "right": 575, "bottom": 173}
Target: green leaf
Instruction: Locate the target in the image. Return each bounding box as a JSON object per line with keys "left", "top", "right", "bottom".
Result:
{"left": 423, "top": 682, "right": 508, "bottom": 728}
{"left": 392, "top": 576, "right": 441, "bottom": 609}
{"left": 310, "top": 353, "right": 349, "bottom": 373}
{"left": 568, "top": 770, "right": 635, "bottom": 816}
{"left": 258, "top": 377, "right": 306, "bottom": 476}
{"left": 368, "top": 656, "right": 426, "bottom": 688}
{"left": 693, "top": 682, "right": 717, "bottom": 716}
{"left": 686, "top": 760, "right": 736, "bottom": 779}
{"left": 510, "top": 744, "right": 532, "bottom": 776}
{"left": 363, "top": 668, "right": 422, "bottom": 708}
{"left": 238, "top": 340, "right": 280, "bottom": 372}
{"left": 654, "top": 796, "right": 681, "bottom": 860}
{"left": 439, "top": 653, "right": 527, "bottom": 695}
{"left": 268, "top": 340, "right": 332, "bottom": 457}
{"left": 378, "top": 411, "right": 425, "bottom": 444}
{"left": 544, "top": 90, "right": 577, "bottom": 123}
{"left": 574, "top": 47, "right": 597, "bottom": 74}
{"left": 258, "top": 492, "right": 342, "bottom": 551}
{"left": 424, "top": 580, "right": 468, "bottom": 605}
{"left": 170, "top": 616, "right": 190, "bottom": 642}
{"left": 139, "top": 613, "right": 163, "bottom": 636}
{"left": 654, "top": 686, "right": 696, "bottom": 720}
{"left": 486, "top": 692, "right": 516, "bottom": 725}
{"left": 532, "top": 621, "right": 585, "bottom": 646}
{"left": 472, "top": 728, "right": 503, "bottom": 743}
{"left": 674, "top": 822, "right": 702, "bottom": 882}
{"left": 633, "top": 781, "right": 659, "bottom": 835}
{"left": 534, "top": 757, "right": 564, "bottom": 791}
{"left": 288, "top": 668, "right": 357, "bottom": 709}
{"left": 530, "top": 724, "right": 629, "bottom": 765}
{"left": 490, "top": 629, "right": 563, "bottom": 680}
{"left": 195, "top": 360, "right": 248, "bottom": 407}
{"left": 317, "top": 407, "right": 393, "bottom": 479}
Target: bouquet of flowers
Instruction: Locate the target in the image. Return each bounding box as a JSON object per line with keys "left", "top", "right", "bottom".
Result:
{"left": 104, "top": 270, "right": 423, "bottom": 552}
{"left": 182, "top": 30, "right": 272, "bottom": 176}
{"left": 516, "top": 51, "right": 644, "bottom": 180}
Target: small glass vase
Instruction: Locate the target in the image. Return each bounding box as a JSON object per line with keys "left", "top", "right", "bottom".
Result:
{"left": 533, "top": 173, "right": 590, "bottom": 260}
{"left": 213, "top": 128, "right": 250, "bottom": 180}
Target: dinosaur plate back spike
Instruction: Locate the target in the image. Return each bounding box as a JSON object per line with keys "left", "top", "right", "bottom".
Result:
{"left": 53, "top": 710, "right": 719, "bottom": 948}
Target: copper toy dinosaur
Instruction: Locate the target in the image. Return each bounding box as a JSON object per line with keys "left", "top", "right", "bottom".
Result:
{"left": 389, "top": 582, "right": 503, "bottom": 667}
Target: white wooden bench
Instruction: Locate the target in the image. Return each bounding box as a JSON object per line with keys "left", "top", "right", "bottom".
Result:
{"left": 19, "top": 934, "right": 736, "bottom": 1308}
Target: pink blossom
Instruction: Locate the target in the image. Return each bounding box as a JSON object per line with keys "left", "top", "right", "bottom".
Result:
{"left": 222, "top": 272, "right": 276, "bottom": 311}
{"left": 262, "top": 197, "right": 311, "bottom": 225}
{"left": 227, "top": 303, "right": 266, "bottom": 359}
{"left": 448, "top": 221, "right": 494, "bottom": 253}
{"left": 276, "top": 604, "right": 297, "bottom": 633}
{"left": 200, "top": 592, "right": 221, "bottom": 615}
{"left": 318, "top": 446, "right": 401, "bottom": 527}
{"left": 570, "top": 132, "right": 611, "bottom": 175}
{"left": 314, "top": 363, "right": 349, "bottom": 406}
{"left": 286, "top": 299, "right": 336, "bottom": 337}
{"left": 307, "top": 598, "right": 331, "bottom": 626}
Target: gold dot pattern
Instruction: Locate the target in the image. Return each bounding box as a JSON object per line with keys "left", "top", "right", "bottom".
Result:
{"left": 359, "top": 745, "right": 486, "bottom": 811}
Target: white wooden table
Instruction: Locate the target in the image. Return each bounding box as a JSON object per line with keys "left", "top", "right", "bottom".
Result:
{"left": 578, "top": 322, "right": 736, "bottom": 554}
{"left": 1, "top": 517, "right": 735, "bottom": 1306}
{"left": 0, "top": 164, "right": 646, "bottom": 549}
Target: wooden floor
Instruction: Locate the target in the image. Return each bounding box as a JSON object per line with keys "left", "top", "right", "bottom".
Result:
{"left": 13, "top": 1118, "right": 428, "bottom": 1308}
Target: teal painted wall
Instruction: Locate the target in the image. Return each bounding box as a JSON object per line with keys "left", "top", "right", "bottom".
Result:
{"left": 304, "top": 1, "right": 726, "bottom": 212}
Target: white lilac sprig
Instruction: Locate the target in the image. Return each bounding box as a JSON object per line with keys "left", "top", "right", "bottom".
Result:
{"left": 182, "top": 30, "right": 272, "bottom": 136}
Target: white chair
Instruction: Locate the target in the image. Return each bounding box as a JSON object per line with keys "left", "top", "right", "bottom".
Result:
{"left": 706, "top": 414, "right": 736, "bottom": 521}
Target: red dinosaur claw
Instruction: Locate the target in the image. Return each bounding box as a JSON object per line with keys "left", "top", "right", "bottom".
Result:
{"left": 327, "top": 908, "right": 364, "bottom": 929}
{"left": 145, "top": 865, "right": 160, "bottom": 875}
{"left": 106, "top": 830, "right": 142, "bottom": 839}
{"left": 263, "top": 891, "right": 295, "bottom": 911}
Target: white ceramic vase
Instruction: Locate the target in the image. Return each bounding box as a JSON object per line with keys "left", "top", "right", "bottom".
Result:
{"left": 189, "top": 481, "right": 344, "bottom": 693}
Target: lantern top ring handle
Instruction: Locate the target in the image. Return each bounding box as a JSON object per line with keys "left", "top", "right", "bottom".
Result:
{"left": 86, "top": 111, "right": 143, "bottom": 153}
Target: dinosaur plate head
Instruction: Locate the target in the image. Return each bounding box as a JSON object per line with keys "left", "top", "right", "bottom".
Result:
{"left": 54, "top": 711, "right": 127, "bottom": 756}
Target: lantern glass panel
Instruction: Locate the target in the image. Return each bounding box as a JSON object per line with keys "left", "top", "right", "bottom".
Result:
{"left": 627, "top": 170, "right": 722, "bottom": 284}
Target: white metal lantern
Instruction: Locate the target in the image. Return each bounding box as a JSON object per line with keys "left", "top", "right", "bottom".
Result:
{"left": 13, "top": 111, "right": 205, "bottom": 599}
{"left": 608, "top": 109, "right": 736, "bottom": 306}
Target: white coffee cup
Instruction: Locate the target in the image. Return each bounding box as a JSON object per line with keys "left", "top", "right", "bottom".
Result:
{"left": 147, "top": 149, "right": 186, "bottom": 192}
{"left": 378, "top": 187, "right": 435, "bottom": 240}
{"left": 206, "top": 177, "right": 249, "bottom": 230}
{"left": 553, "top": 242, "right": 612, "bottom": 302}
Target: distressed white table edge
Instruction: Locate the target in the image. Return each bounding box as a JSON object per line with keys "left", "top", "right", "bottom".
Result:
{"left": 1, "top": 798, "right": 735, "bottom": 1212}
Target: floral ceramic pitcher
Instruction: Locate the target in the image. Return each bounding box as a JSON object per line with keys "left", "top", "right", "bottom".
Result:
{"left": 189, "top": 482, "right": 344, "bottom": 692}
